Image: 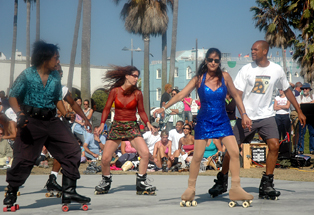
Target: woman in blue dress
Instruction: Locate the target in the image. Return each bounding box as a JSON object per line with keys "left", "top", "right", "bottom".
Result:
{"left": 154, "top": 48, "right": 253, "bottom": 206}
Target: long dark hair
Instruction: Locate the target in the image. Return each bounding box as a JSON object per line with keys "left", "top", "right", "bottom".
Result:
{"left": 103, "top": 65, "right": 140, "bottom": 96}
{"left": 195, "top": 48, "right": 222, "bottom": 85}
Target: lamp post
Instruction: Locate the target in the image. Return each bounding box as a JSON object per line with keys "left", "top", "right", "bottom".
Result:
{"left": 122, "top": 39, "right": 142, "bottom": 66}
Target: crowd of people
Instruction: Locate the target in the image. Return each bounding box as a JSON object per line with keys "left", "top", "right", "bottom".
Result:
{"left": 1, "top": 39, "right": 313, "bottom": 211}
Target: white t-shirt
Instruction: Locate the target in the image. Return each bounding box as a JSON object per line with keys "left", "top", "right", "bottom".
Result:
{"left": 168, "top": 129, "right": 184, "bottom": 154}
{"left": 296, "top": 94, "right": 314, "bottom": 104}
{"left": 274, "top": 96, "right": 289, "bottom": 115}
{"left": 142, "top": 131, "right": 161, "bottom": 154}
{"left": 234, "top": 61, "right": 290, "bottom": 120}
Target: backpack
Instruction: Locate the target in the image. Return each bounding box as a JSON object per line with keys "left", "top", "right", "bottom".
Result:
{"left": 115, "top": 153, "right": 138, "bottom": 168}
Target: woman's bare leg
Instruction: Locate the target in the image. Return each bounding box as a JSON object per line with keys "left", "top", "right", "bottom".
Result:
{"left": 100, "top": 140, "right": 120, "bottom": 175}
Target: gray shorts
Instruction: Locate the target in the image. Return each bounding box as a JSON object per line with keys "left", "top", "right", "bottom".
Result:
{"left": 233, "top": 116, "right": 279, "bottom": 144}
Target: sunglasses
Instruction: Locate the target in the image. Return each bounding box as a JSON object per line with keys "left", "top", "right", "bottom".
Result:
{"left": 183, "top": 127, "right": 190, "bottom": 130}
{"left": 130, "top": 74, "right": 139, "bottom": 78}
{"left": 84, "top": 103, "right": 89, "bottom": 105}
{"left": 207, "top": 58, "right": 220, "bottom": 64}
{"left": 171, "top": 93, "right": 177, "bottom": 96}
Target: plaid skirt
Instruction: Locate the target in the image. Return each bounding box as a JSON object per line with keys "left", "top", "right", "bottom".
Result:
{"left": 107, "top": 121, "right": 142, "bottom": 140}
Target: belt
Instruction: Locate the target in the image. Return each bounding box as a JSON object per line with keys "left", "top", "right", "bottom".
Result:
{"left": 21, "top": 105, "right": 56, "bottom": 121}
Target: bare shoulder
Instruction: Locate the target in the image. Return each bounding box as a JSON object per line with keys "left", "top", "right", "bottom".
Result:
{"left": 222, "top": 71, "right": 231, "bottom": 80}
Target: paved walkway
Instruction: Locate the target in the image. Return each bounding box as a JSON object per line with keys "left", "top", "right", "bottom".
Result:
{"left": 0, "top": 174, "right": 313, "bottom": 214}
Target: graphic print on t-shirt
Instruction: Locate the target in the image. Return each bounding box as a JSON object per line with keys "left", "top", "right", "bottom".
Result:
{"left": 251, "top": 76, "right": 270, "bottom": 94}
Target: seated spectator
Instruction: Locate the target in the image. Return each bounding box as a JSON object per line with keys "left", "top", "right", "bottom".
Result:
{"left": 0, "top": 113, "right": 17, "bottom": 149}
{"left": 83, "top": 126, "right": 106, "bottom": 161}
{"left": 83, "top": 99, "right": 94, "bottom": 126}
{"left": 121, "top": 140, "right": 137, "bottom": 155}
{"left": 0, "top": 127, "right": 13, "bottom": 167}
{"left": 143, "top": 122, "right": 161, "bottom": 162}
{"left": 203, "top": 139, "right": 223, "bottom": 170}
{"left": 72, "top": 97, "right": 88, "bottom": 143}
{"left": 173, "top": 124, "right": 194, "bottom": 164}
{"left": 153, "top": 130, "right": 172, "bottom": 170}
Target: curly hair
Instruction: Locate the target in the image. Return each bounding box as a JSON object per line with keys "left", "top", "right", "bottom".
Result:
{"left": 31, "top": 41, "right": 59, "bottom": 67}
{"left": 195, "top": 48, "right": 222, "bottom": 87}
{"left": 103, "top": 65, "right": 141, "bottom": 96}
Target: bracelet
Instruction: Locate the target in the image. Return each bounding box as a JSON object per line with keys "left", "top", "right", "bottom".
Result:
{"left": 242, "top": 113, "right": 247, "bottom": 116}
{"left": 162, "top": 107, "right": 166, "bottom": 111}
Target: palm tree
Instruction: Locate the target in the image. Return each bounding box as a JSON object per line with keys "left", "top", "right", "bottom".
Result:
{"left": 9, "top": 0, "right": 18, "bottom": 90}
{"left": 68, "top": 0, "right": 83, "bottom": 94}
{"left": 169, "top": 0, "right": 178, "bottom": 87}
{"left": 115, "top": 0, "right": 169, "bottom": 118}
{"left": 81, "top": 0, "right": 91, "bottom": 102}
{"left": 24, "top": 0, "right": 36, "bottom": 68}
{"left": 289, "top": 0, "right": 314, "bottom": 85}
{"left": 36, "top": 0, "right": 40, "bottom": 41}
{"left": 161, "top": 0, "right": 173, "bottom": 94}
{"left": 251, "top": 0, "right": 295, "bottom": 73}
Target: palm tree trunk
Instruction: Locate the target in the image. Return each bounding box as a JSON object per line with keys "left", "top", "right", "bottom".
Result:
{"left": 9, "top": 0, "right": 18, "bottom": 92}
{"left": 143, "top": 34, "right": 150, "bottom": 119}
{"left": 161, "top": 32, "right": 167, "bottom": 94}
{"left": 26, "top": 0, "right": 31, "bottom": 68}
{"left": 281, "top": 44, "right": 287, "bottom": 75}
{"left": 81, "top": 0, "right": 91, "bottom": 101}
{"left": 68, "top": 0, "right": 83, "bottom": 93}
{"left": 169, "top": 0, "right": 178, "bottom": 87}
{"left": 36, "top": 0, "right": 40, "bottom": 41}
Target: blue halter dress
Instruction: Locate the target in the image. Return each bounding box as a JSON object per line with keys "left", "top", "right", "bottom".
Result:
{"left": 194, "top": 73, "right": 233, "bottom": 140}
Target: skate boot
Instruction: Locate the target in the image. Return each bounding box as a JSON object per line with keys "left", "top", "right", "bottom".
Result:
{"left": 136, "top": 173, "right": 156, "bottom": 195}
{"left": 162, "top": 157, "right": 168, "bottom": 172}
{"left": 259, "top": 173, "right": 281, "bottom": 200}
{"left": 180, "top": 179, "right": 197, "bottom": 207}
{"left": 3, "top": 185, "right": 20, "bottom": 212}
{"left": 94, "top": 175, "right": 112, "bottom": 195}
{"left": 208, "top": 172, "right": 228, "bottom": 198}
{"left": 44, "top": 174, "right": 62, "bottom": 198}
{"left": 169, "top": 162, "right": 182, "bottom": 172}
{"left": 61, "top": 175, "right": 91, "bottom": 212}
{"left": 228, "top": 179, "right": 254, "bottom": 208}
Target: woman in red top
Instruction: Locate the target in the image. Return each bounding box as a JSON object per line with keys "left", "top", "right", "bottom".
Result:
{"left": 95, "top": 66, "right": 156, "bottom": 195}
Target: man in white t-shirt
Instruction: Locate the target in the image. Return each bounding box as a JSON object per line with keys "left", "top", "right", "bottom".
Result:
{"left": 143, "top": 122, "right": 161, "bottom": 159}
{"left": 296, "top": 83, "right": 314, "bottom": 155}
{"left": 209, "top": 40, "right": 306, "bottom": 200}
{"left": 168, "top": 120, "right": 184, "bottom": 154}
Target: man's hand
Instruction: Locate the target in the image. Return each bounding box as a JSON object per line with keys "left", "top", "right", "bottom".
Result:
{"left": 16, "top": 112, "right": 28, "bottom": 128}
{"left": 298, "top": 111, "right": 307, "bottom": 128}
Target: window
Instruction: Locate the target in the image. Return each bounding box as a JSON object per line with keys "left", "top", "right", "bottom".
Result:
{"left": 156, "top": 69, "right": 161, "bottom": 79}
{"left": 174, "top": 67, "right": 179, "bottom": 77}
{"left": 156, "top": 88, "right": 161, "bottom": 101}
{"left": 186, "top": 67, "right": 192, "bottom": 79}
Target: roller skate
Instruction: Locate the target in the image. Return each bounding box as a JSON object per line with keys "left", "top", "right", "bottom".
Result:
{"left": 228, "top": 179, "right": 254, "bottom": 208}
{"left": 180, "top": 179, "right": 197, "bottom": 207}
{"left": 259, "top": 173, "right": 281, "bottom": 200}
{"left": 162, "top": 157, "right": 168, "bottom": 172}
{"left": 136, "top": 173, "right": 156, "bottom": 195}
{"left": 95, "top": 175, "right": 112, "bottom": 195}
{"left": 61, "top": 175, "right": 91, "bottom": 212}
{"left": 44, "top": 174, "right": 62, "bottom": 198}
{"left": 3, "top": 185, "right": 20, "bottom": 212}
{"left": 169, "top": 162, "right": 181, "bottom": 172}
{"left": 4, "top": 187, "right": 20, "bottom": 197}
{"left": 208, "top": 172, "right": 228, "bottom": 198}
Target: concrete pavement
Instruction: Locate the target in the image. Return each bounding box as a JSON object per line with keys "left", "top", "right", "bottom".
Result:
{"left": 0, "top": 174, "right": 313, "bottom": 215}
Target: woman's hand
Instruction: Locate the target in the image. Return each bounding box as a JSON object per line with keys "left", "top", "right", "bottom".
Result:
{"left": 241, "top": 114, "right": 252, "bottom": 131}
{"left": 146, "top": 122, "right": 156, "bottom": 133}
{"left": 153, "top": 108, "right": 165, "bottom": 118}
{"left": 96, "top": 123, "right": 105, "bottom": 135}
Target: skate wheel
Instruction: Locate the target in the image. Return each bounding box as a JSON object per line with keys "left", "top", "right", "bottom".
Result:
{"left": 56, "top": 193, "right": 62, "bottom": 198}
{"left": 15, "top": 204, "right": 19, "bottom": 210}
{"left": 180, "top": 201, "right": 185, "bottom": 207}
{"left": 191, "top": 200, "right": 197, "bottom": 206}
{"left": 228, "top": 201, "right": 236, "bottom": 208}
{"left": 249, "top": 200, "right": 253, "bottom": 204}
{"left": 185, "top": 201, "right": 191, "bottom": 207}
{"left": 82, "top": 204, "right": 88, "bottom": 211}
{"left": 62, "top": 205, "right": 69, "bottom": 212}
{"left": 45, "top": 193, "right": 50, "bottom": 198}
{"left": 242, "top": 201, "right": 249, "bottom": 208}
{"left": 3, "top": 207, "right": 8, "bottom": 212}
{"left": 10, "top": 206, "right": 16, "bottom": 212}
{"left": 17, "top": 191, "right": 20, "bottom": 196}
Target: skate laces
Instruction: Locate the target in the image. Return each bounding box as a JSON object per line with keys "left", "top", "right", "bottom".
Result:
{"left": 144, "top": 177, "right": 154, "bottom": 185}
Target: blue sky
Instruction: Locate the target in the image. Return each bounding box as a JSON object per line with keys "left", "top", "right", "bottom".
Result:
{"left": 0, "top": 0, "right": 288, "bottom": 70}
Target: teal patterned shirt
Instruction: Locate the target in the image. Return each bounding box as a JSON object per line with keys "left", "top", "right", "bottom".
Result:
{"left": 9, "top": 66, "right": 62, "bottom": 109}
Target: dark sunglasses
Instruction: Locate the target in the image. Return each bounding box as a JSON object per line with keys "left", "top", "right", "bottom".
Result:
{"left": 83, "top": 103, "right": 89, "bottom": 105}
{"left": 130, "top": 74, "right": 139, "bottom": 78}
{"left": 171, "top": 93, "right": 177, "bottom": 96}
{"left": 183, "top": 127, "right": 190, "bottom": 130}
{"left": 207, "top": 58, "right": 220, "bottom": 64}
